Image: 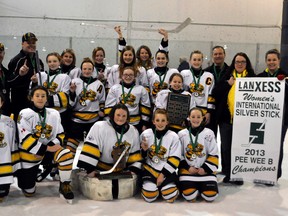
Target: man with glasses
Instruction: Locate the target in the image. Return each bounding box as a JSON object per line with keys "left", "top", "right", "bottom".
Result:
{"left": 8, "top": 32, "right": 44, "bottom": 121}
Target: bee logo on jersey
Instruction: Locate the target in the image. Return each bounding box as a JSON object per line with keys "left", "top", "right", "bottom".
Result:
{"left": 189, "top": 83, "right": 204, "bottom": 97}
{"left": 43, "top": 81, "right": 58, "bottom": 95}
{"left": 79, "top": 89, "right": 97, "bottom": 106}
{"left": 185, "top": 143, "right": 206, "bottom": 160}
{"left": 0, "top": 132, "right": 7, "bottom": 148}
{"left": 148, "top": 144, "right": 167, "bottom": 161}
{"left": 152, "top": 81, "right": 168, "bottom": 97}
{"left": 34, "top": 124, "right": 53, "bottom": 139}
{"left": 120, "top": 93, "right": 137, "bottom": 107}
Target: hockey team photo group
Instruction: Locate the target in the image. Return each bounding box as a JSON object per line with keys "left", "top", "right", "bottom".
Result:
{"left": 1, "top": 27, "right": 287, "bottom": 207}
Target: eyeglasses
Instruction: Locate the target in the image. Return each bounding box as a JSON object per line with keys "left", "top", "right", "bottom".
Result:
{"left": 235, "top": 61, "right": 247, "bottom": 65}
{"left": 123, "top": 74, "right": 134, "bottom": 78}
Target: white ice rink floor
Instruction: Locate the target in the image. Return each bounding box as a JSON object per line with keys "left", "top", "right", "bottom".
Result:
{"left": 2, "top": 134, "right": 288, "bottom": 216}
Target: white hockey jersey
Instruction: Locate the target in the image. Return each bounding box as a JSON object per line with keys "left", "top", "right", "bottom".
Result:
{"left": 70, "top": 77, "right": 105, "bottom": 124}
{"left": 107, "top": 65, "right": 148, "bottom": 89}
{"left": 37, "top": 72, "right": 71, "bottom": 113}
{"left": 66, "top": 67, "right": 81, "bottom": 80}
{"left": 178, "top": 127, "right": 218, "bottom": 178}
{"left": 140, "top": 128, "right": 181, "bottom": 177}
{"left": 147, "top": 68, "right": 179, "bottom": 103}
{"left": 105, "top": 83, "right": 151, "bottom": 125}
{"left": 77, "top": 121, "right": 142, "bottom": 172}
{"left": 17, "top": 108, "right": 65, "bottom": 169}
{"left": 180, "top": 69, "right": 215, "bottom": 112}
{"left": 0, "top": 115, "right": 20, "bottom": 185}
{"left": 155, "top": 89, "right": 194, "bottom": 110}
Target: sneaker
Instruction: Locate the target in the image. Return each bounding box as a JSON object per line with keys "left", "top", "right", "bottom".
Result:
{"left": 59, "top": 181, "right": 74, "bottom": 204}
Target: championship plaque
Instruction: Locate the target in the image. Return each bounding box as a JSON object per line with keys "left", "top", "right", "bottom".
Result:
{"left": 166, "top": 92, "right": 191, "bottom": 126}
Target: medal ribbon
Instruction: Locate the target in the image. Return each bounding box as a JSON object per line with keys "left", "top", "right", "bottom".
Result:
{"left": 82, "top": 77, "right": 92, "bottom": 96}
{"left": 115, "top": 127, "right": 124, "bottom": 145}
{"left": 154, "top": 129, "right": 163, "bottom": 154}
{"left": 156, "top": 68, "right": 168, "bottom": 87}
{"left": 213, "top": 65, "right": 224, "bottom": 81}
{"left": 95, "top": 67, "right": 99, "bottom": 76}
{"left": 37, "top": 109, "right": 47, "bottom": 133}
{"left": 121, "top": 83, "right": 134, "bottom": 104}
{"left": 266, "top": 68, "right": 279, "bottom": 77}
{"left": 188, "top": 127, "right": 199, "bottom": 150}
{"left": 47, "top": 69, "right": 61, "bottom": 88}
{"left": 190, "top": 68, "right": 203, "bottom": 90}
{"left": 29, "top": 55, "right": 36, "bottom": 71}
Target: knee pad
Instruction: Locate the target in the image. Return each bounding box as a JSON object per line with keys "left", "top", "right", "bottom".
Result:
{"left": 161, "top": 184, "right": 179, "bottom": 203}
{"left": 201, "top": 190, "right": 218, "bottom": 202}
{"left": 142, "top": 181, "right": 159, "bottom": 203}
{"left": 182, "top": 188, "right": 198, "bottom": 201}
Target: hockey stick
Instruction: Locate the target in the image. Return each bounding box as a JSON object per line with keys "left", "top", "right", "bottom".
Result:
{"left": 132, "top": 18, "right": 192, "bottom": 33}
{"left": 35, "top": 50, "right": 42, "bottom": 86}
{"left": 99, "top": 145, "right": 130, "bottom": 175}
{"left": 80, "top": 17, "right": 191, "bottom": 33}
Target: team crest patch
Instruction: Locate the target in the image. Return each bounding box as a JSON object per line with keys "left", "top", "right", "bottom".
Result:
{"left": 44, "top": 81, "right": 58, "bottom": 95}
{"left": 33, "top": 124, "right": 53, "bottom": 139}
{"left": 120, "top": 93, "right": 137, "bottom": 107}
{"left": 185, "top": 143, "right": 206, "bottom": 160}
{"left": 79, "top": 89, "right": 97, "bottom": 106}
{"left": 148, "top": 144, "right": 167, "bottom": 163}
{"left": 152, "top": 81, "right": 168, "bottom": 97}
{"left": 189, "top": 83, "right": 205, "bottom": 97}
{"left": 0, "top": 132, "right": 7, "bottom": 148}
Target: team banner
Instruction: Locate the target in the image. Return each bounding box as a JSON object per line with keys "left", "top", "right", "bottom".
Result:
{"left": 230, "top": 77, "right": 285, "bottom": 184}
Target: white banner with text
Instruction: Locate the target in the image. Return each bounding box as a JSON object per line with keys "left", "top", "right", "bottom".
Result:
{"left": 230, "top": 77, "right": 285, "bottom": 184}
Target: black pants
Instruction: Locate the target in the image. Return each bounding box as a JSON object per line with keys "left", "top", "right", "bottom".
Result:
{"left": 278, "top": 124, "right": 287, "bottom": 179}
{"left": 219, "top": 122, "right": 233, "bottom": 177}
{"left": 17, "top": 166, "right": 39, "bottom": 191}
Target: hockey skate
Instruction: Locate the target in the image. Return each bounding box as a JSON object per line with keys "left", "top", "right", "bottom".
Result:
{"left": 59, "top": 181, "right": 74, "bottom": 204}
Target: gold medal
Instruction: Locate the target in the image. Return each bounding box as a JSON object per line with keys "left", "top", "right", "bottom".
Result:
{"left": 152, "top": 156, "right": 160, "bottom": 164}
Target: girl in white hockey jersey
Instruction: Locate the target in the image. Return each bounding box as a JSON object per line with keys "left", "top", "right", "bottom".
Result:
{"left": 114, "top": 26, "right": 169, "bottom": 71}
{"left": 107, "top": 45, "right": 148, "bottom": 91}
{"left": 147, "top": 50, "right": 179, "bottom": 104}
{"left": 92, "top": 47, "right": 110, "bottom": 91}
{"left": 17, "top": 86, "right": 74, "bottom": 203}
{"left": 155, "top": 73, "right": 194, "bottom": 132}
{"left": 60, "top": 48, "right": 79, "bottom": 80}
{"left": 180, "top": 50, "right": 215, "bottom": 125}
{"left": 68, "top": 57, "right": 105, "bottom": 155}
{"left": 36, "top": 52, "right": 71, "bottom": 132}
{"left": 140, "top": 109, "right": 181, "bottom": 203}
{"left": 0, "top": 93, "right": 20, "bottom": 202}
{"left": 105, "top": 66, "right": 151, "bottom": 133}
{"left": 178, "top": 107, "right": 219, "bottom": 202}
{"left": 77, "top": 103, "right": 142, "bottom": 176}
